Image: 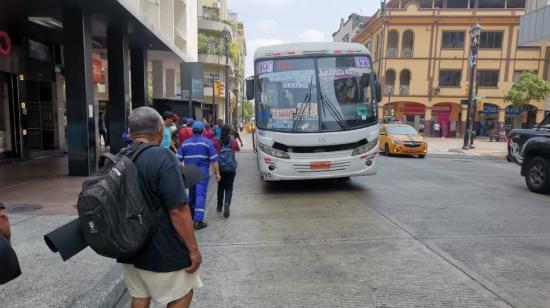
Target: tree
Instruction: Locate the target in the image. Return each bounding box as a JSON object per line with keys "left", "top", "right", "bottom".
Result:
{"left": 504, "top": 72, "right": 550, "bottom": 109}
{"left": 242, "top": 100, "right": 254, "bottom": 120}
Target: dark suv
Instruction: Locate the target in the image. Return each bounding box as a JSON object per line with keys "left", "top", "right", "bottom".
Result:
{"left": 508, "top": 113, "right": 550, "bottom": 194}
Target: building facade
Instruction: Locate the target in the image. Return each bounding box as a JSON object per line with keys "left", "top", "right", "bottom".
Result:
{"left": 354, "top": 0, "right": 548, "bottom": 137}
{"left": 198, "top": 0, "right": 246, "bottom": 123}
{"left": 519, "top": 0, "right": 550, "bottom": 113}
{"left": 332, "top": 13, "right": 369, "bottom": 42}
{"left": 0, "top": 0, "right": 198, "bottom": 175}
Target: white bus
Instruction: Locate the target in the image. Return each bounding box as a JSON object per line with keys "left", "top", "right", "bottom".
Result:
{"left": 246, "top": 42, "right": 381, "bottom": 181}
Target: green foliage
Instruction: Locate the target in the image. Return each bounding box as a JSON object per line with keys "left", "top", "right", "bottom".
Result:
{"left": 242, "top": 100, "right": 254, "bottom": 120}
{"left": 198, "top": 33, "right": 240, "bottom": 66}
{"left": 504, "top": 72, "right": 550, "bottom": 108}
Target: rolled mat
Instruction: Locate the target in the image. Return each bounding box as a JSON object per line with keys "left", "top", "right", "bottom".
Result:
{"left": 44, "top": 219, "right": 87, "bottom": 261}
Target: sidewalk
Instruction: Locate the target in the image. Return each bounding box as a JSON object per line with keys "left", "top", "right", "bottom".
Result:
{"left": 425, "top": 137, "right": 508, "bottom": 159}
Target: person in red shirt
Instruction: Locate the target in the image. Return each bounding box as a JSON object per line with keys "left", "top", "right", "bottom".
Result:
{"left": 212, "top": 125, "right": 240, "bottom": 218}
{"left": 203, "top": 122, "right": 214, "bottom": 140}
{"left": 178, "top": 118, "right": 195, "bottom": 146}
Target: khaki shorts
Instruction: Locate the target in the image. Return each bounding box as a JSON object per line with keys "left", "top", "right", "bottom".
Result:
{"left": 122, "top": 264, "right": 203, "bottom": 305}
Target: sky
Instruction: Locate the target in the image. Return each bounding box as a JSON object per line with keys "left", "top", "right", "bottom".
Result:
{"left": 227, "top": 0, "right": 380, "bottom": 76}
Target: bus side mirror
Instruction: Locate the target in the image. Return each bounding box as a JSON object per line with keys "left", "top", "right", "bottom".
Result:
{"left": 246, "top": 78, "right": 255, "bottom": 101}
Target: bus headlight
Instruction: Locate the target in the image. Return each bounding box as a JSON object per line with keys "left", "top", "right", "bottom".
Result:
{"left": 352, "top": 138, "right": 378, "bottom": 156}
{"left": 258, "top": 143, "right": 290, "bottom": 159}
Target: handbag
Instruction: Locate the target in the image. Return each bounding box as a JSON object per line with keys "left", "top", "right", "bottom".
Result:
{"left": 0, "top": 234, "right": 21, "bottom": 284}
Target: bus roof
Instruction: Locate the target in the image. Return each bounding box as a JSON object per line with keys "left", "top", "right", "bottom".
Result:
{"left": 254, "top": 42, "right": 371, "bottom": 60}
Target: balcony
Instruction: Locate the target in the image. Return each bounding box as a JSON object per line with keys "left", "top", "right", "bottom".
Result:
{"left": 198, "top": 16, "right": 234, "bottom": 35}
{"left": 384, "top": 85, "right": 395, "bottom": 95}
{"left": 386, "top": 48, "right": 398, "bottom": 57}
{"left": 401, "top": 48, "right": 413, "bottom": 58}
{"left": 399, "top": 85, "right": 410, "bottom": 96}
{"left": 519, "top": 4, "right": 550, "bottom": 46}
{"left": 198, "top": 54, "right": 235, "bottom": 73}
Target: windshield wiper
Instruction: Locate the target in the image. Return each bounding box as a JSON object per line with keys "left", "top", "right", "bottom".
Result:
{"left": 320, "top": 93, "right": 349, "bottom": 131}
{"left": 292, "top": 77, "right": 314, "bottom": 133}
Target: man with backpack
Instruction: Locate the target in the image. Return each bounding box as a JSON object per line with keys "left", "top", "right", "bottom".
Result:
{"left": 213, "top": 125, "right": 239, "bottom": 218}
{"left": 177, "top": 121, "right": 221, "bottom": 230}
{"left": 114, "top": 107, "right": 202, "bottom": 307}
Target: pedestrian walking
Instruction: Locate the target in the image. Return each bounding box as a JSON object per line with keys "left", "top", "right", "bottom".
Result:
{"left": 178, "top": 118, "right": 195, "bottom": 146}
{"left": 203, "top": 123, "right": 214, "bottom": 140}
{"left": 161, "top": 111, "right": 178, "bottom": 152}
{"left": 213, "top": 125, "right": 240, "bottom": 218}
{"left": 433, "top": 122, "right": 441, "bottom": 138}
{"left": 177, "top": 121, "right": 221, "bottom": 230}
{"left": 119, "top": 107, "right": 203, "bottom": 308}
{"left": 213, "top": 119, "right": 224, "bottom": 138}
{"left": 231, "top": 124, "right": 244, "bottom": 147}
{"left": 98, "top": 112, "right": 108, "bottom": 147}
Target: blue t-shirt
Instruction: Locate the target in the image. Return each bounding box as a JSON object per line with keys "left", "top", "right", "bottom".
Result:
{"left": 161, "top": 125, "right": 172, "bottom": 149}
{"left": 177, "top": 135, "right": 219, "bottom": 169}
{"left": 214, "top": 126, "right": 222, "bottom": 138}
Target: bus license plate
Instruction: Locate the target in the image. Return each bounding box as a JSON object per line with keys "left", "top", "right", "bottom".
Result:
{"left": 311, "top": 161, "right": 331, "bottom": 169}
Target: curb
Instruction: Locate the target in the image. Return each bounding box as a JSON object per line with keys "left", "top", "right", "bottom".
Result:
{"left": 448, "top": 148, "right": 508, "bottom": 161}
{"left": 70, "top": 264, "right": 126, "bottom": 308}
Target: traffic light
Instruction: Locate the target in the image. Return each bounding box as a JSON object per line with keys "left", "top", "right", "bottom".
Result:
{"left": 214, "top": 80, "right": 220, "bottom": 96}
{"left": 219, "top": 82, "right": 225, "bottom": 97}
{"left": 477, "top": 98, "right": 484, "bottom": 111}
{"left": 465, "top": 81, "right": 470, "bottom": 97}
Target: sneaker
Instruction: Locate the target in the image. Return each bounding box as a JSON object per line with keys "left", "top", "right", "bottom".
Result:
{"left": 223, "top": 203, "right": 230, "bottom": 218}
{"left": 216, "top": 205, "right": 223, "bottom": 212}
{"left": 193, "top": 221, "right": 208, "bottom": 230}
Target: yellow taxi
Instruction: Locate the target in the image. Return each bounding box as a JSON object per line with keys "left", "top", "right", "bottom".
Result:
{"left": 245, "top": 119, "right": 255, "bottom": 134}
{"left": 379, "top": 124, "right": 428, "bottom": 158}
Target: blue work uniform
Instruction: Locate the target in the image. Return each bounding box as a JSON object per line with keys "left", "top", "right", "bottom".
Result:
{"left": 161, "top": 125, "right": 172, "bottom": 149}
{"left": 177, "top": 135, "right": 219, "bottom": 222}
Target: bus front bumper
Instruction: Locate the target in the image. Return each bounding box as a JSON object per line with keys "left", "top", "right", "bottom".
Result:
{"left": 257, "top": 151, "right": 378, "bottom": 181}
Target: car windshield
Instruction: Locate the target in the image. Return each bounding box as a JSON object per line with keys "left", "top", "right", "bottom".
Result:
{"left": 255, "top": 55, "right": 376, "bottom": 133}
{"left": 388, "top": 126, "right": 418, "bottom": 135}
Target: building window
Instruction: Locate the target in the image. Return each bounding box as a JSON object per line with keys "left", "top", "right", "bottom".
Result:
{"left": 506, "top": 0, "right": 526, "bottom": 8}
{"left": 478, "top": 70, "right": 499, "bottom": 87}
{"left": 439, "top": 70, "right": 462, "bottom": 87}
{"left": 478, "top": 0, "right": 505, "bottom": 8}
{"left": 479, "top": 32, "right": 503, "bottom": 49}
{"left": 447, "top": 0, "right": 470, "bottom": 8}
{"left": 442, "top": 31, "right": 465, "bottom": 48}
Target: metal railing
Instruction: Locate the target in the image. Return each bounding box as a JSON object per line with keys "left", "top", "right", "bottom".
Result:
{"left": 399, "top": 85, "right": 410, "bottom": 96}
{"left": 401, "top": 48, "right": 413, "bottom": 58}
{"left": 384, "top": 85, "right": 395, "bottom": 95}
{"left": 387, "top": 48, "right": 398, "bottom": 57}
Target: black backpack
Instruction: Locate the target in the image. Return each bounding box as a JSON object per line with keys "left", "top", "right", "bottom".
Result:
{"left": 77, "top": 142, "right": 157, "bottom": 259}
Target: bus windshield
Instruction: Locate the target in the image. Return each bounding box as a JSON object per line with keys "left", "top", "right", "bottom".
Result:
{"left": 255, "top": 55, "right": 376, "bottom": 133}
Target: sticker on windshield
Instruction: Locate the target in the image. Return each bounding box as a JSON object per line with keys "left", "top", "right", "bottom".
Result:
{"left": 283, "top": 81, "right": 310, "bottom": 89}
{"left": 268, "top": 118, "right": 294, "bottom": 129}
{"left": 354, "top": 57, "right": 371, "bottom": 69}
{"left": 256, "top": 60, "right": 274, "bottom": 74}
{"left": 271, "top": 108, "right": 296, "bottom": 119}
{"left": 318, "top": 68, "right": 365, "bottom": 80}
{"left": 294, "top": 103, "right": 318, "bottom": 120}
{"left": 357, "top": 106, "right": 368, "bottom": 120}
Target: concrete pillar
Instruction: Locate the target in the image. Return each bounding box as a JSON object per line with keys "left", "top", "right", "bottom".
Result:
{"left": 424, "top": 107, "right": 432, "bottom": 136}
{"left": 460, "top": 106, "right": 468, "bottom": 137}
{"left": 62, "top": 7, "right": 97, "bottom": 176}
{"left": 378, "top": 105, "right": 384, "bottom": 123}
{"left": 498, "top": 108, "right": 505, "bottom": 129}
{"left": 165, "top": 69, "right": 176, "bottom": 97}
{"left": 107, "top": 18, "right": 130, "bottom": 154}
{"left": 130, "top": 48, "right": 148, "bottom": 108}
{"left": 536, "top": 109, "right": 545, "bottom": 123}
{"left": 152, "top": 61, "right": 164, "bottom": 98}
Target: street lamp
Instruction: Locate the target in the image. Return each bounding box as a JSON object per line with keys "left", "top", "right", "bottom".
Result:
{"left": 222, "top": 26, "right": 232, "bottom": 124}
{"left": 463, "top": 23, "right": 481, "bottom": 150}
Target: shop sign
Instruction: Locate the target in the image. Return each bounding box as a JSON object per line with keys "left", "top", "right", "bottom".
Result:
{"left": 191, "top": 78, "right": 204, "bottom": 99}
{"left": 92, "top": 58, "right": 103, "bottom": 83}
{"left": 28, "top": 39, "right": 51, "bottom": 62}
{"left": 482, "top": 104, "right": 498, "bottom": 114}
{"left": 404, "top": 104, "right": 426, "bottom": 115}
{"left": 0, "top": 31, "right": 12, "bottom": 56}
{"left": 505, "top": 105, "right": 522, "bottom": 115}
{"left": 432, "top": 105, "right": 451, "bottom": 112}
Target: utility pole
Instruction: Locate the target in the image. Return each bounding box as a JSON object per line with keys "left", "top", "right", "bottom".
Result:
{"left": 378, "top": 0, "right": 387, "bottom": 79}
{"left": 463, "top": 23, "right": 482, "bottom": 150}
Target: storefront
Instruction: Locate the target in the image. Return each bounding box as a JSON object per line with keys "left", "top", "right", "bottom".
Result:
{"left": 476, "top": 103, "right": 499, "bottom": 136}
{"left": 0, "top": 73, "right": 15, "bottom": 159}
{"left": 383, "top": 102, "right": 426, "bottom": 128}
{"left": 505, "top": 105, "right": 522, "bottom": 130}
{"left": 432, "top": 104, "right": 453, "bottom": 137}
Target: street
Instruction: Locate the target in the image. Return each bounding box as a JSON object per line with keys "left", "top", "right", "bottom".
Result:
{"left": 114, "top": 144, "right": 550, "bottom": 307}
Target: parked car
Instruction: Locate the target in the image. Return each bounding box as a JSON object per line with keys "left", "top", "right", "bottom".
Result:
{"left": 508, "top": 113, "right": 550, "bottom": 194}
{"left": 379, "top": 124, "right": 428, "bottom": 158}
